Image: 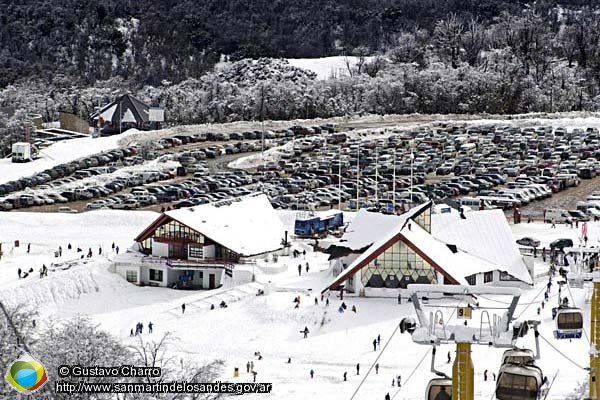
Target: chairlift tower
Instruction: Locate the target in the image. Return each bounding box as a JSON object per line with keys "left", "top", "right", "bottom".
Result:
{"left": 406, "top": 284, "right": 525, "bottom": 400}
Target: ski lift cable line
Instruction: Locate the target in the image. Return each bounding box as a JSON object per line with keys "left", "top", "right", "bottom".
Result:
{"left": 348, "top": 323, "right": 401, "bottom": 400}
{"left": 565, "top": 282, "right": 591, "bottom": 344}
{"left": 390, "top": 347, "right": 432, "bottom": 400}
{"left": 538, "top": 332, "right": 588, "bottom": 370}
{"left": 477, "top": 294, "right": 548, "bottom": 306}
{"left": 514, "top": 284, "right": 548, "bottom": 320}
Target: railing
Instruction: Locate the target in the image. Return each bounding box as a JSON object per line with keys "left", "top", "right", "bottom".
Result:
{"left": 141, "top": 256, "right": 235, "bottom": 272}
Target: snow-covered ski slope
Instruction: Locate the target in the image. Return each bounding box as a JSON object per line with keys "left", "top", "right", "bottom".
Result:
{"left": 0, "top": 210, "right": 592, "bottom": 399}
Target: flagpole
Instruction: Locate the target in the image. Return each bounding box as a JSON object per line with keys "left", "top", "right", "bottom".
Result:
{"left": 392, "top": 149, "right": 396, "bottom": 213}
{"left": 356, "top": 141, "right": 360, "bottom": 211}
{"left": 338, "top": 146, "right": 342, "bottom": 210}
{"left": 410, "top": 148, "right": 414, "bottom": 204}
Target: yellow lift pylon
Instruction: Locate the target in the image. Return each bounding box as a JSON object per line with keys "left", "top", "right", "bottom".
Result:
{"left": 453, "top": 341, "right": 474, "bottom": 400}
{"left": 590, "top": 280, "right": 600, "bottom": 399}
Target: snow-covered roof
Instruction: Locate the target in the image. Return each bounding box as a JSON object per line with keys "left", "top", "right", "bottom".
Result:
{"left": 339, "top": 209, "right": 401, "bottom": 250}
{"left": 339, "top": 203, "right": 428, "bottom": 250}
{"left": 431, "top": 209, "right": 532, "bottom": 284}
{"left": 164, "top": 193, "right": 286, "bottom": 256}
{"left": 324, "top": 208, "right": 532, "bottom": 293}
{"left": 401, "top": 222, "right": 509, "bottom": 285}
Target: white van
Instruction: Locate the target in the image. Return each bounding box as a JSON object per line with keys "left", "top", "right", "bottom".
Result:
{"left": 544, "top": 208, "right": 572, "bottom": 224}
{"left": 460, "top": 197, "right": 496, "bottom": 210}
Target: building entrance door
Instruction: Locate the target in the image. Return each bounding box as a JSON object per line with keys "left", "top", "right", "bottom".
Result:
{"left": 209, "top": 274, "right": 215, "bottom": 289}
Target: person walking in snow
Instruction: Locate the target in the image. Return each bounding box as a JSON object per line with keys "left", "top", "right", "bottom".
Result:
{"left": 112, "top": 242, "right": 115, "bottom": 251}
{"left": 356, "top": 363, "right": 360, "bottom": 375}
{"left": 17, "top": 268, "right": 21, "bottom": 278}
{"left": 148, "top": 322, "right": 153, "bottom": 333}
{"left": 250, "top": 361, "right": 254, "bottom": 372}
{"left": 326, "top": 298, "right": 329, "bottom": 307}
{"left": 99, "top": 247, "right": 102, "bottom": 255}
{"left": 484, "top": 369, "right": 488, "bottom": 381}
{"left": 310, "top": 369, "right": 314, "bottom": 379}
{"left": 130, "top": 328, "right": 134, "bottom": 337}
{"left": 352, "top": 305, "right": 357, "bottom": 313}
{"left": 246, "top": 361, "right": 250, "bottom": 373}
{"left": 252, "top": 371, "right": 257, "bottom": 382}
{"left": 314, "top": 297, "right": 318, "bottom": 305}
{"left": 306, "top": 262, "right": 309, "bottom": 273}
{"left": 27, "top": 243, "right": 31, "bottom": 253}
{"left": 303, "top": 326, "right": 310, "bottom": 339}
{"left": 116, "top": 246, "right": 120, "bottom": 254}
{"left": 551, "top": 218, "right": 556, "bottom": 228}
{"left": 447, "top": 351, "right": 451, "bottom": 364}
{"left": 303, "top": 249, "right": 306, "bottom": 258}
{"left": 377, "top": 334, "right": 381, "bottom": 348}
{"left": 385, "top": 393, "right": 391, "bottom": 400}
{"left": 58, "top": 246, "right": 62, "bottom": 256}
{"left": 396, "top": 375, "right": 401, "bottom": 387}
{"left": 67, "top": 243, "right": 72, "bottom": 250}
{"left": 375, "top": 363, "right": 379, "bottom": 374}
{"left": 373, "top": 339, "right": 377, "bottom": 351}
{"left": 397, "top": 293, "right": 402, "bottom": 304}
{"left": 343, "top": 371, "right": 347, "bottom": 381}
{"left": 181, "top": 303, "right": 186, "bottom": 314}
{"left": 298, "top": 264, "right": 302, "bottom": 276}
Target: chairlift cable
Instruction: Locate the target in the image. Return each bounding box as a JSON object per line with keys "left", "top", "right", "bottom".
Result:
{"left": 515, "top": 284, "right": 548, "bottom": 320}
{"left": 348, "top": 323, "right": 401, "bottom": 400}
{"left": 538, "top": 332, "right": 587, "bottom": 370}
{"left": 390, "top": 347, "right": 431, "bottom": 400}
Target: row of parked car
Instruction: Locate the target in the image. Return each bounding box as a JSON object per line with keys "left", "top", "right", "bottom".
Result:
{"left": 1, "top": 121, "right": 338, "bottom": 211}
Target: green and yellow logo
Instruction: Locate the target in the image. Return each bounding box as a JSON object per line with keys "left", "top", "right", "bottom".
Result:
{"left": 5, "top": 353, "right": 48, "bottom": 394}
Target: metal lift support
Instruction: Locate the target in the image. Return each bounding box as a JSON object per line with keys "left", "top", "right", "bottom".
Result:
{"left": 407, "top": 284, "right": 523, "bottom": 400}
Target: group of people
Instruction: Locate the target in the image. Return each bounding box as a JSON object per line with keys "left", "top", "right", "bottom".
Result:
{"left": 244, "top": 352, "right": 262, "bottom": 382}
{"left": 130, "top": 321, "right": 153, "bottom": 336}
{"left": 297, "top": 262, "right": 310, "bottom": 276}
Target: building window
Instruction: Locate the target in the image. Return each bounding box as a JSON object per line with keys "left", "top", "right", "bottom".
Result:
{"left": 500, "top": 271, "right": 519, "bottom": 281}
{"left": 126, "top": 271, "right": 137, "bottom": 283}
{"left": 361, "top": 237, "right": 437, "bottom": 288}
{"left": 484, "top": 271, "right": 493, "bottom": 283}
{"left": 189, "top": 245, "right": 204, "bottom": 259}
{"left": 149, "top": 269, "right": 163, "bottom": 282}
{"left": 465, "top": 275, "right": 476, "bottom": 286}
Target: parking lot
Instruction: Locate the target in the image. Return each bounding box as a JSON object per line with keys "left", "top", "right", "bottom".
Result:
{"left": 2, "top": 121, "right": 600, "bottom": 220}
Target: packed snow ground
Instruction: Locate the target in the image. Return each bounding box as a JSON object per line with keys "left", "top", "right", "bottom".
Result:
{"left": 0, "top": 210, "right": 592, "bottom": 399}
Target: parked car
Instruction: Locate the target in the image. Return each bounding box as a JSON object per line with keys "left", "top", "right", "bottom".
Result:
{"left": 516, "top": 237, "right": 541, "bottom": 248}
{"left": 57, "top": 206, "right": 78, "bottom": 214}
{"left": 549, "top": 238, "right": 574, "bottom": 250}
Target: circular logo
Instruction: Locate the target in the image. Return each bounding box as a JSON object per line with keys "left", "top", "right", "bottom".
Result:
{"left": 5, "top": 353, "right": 48, "bottom": 394}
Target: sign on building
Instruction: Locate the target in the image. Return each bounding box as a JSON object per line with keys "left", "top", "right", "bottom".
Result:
{"left": 149, "top": 108, "right": 165, "bottom": 122}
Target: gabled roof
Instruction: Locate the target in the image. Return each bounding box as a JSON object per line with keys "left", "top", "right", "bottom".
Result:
{"left": 136, "top": 194, "right": 286, "bottom": 257}
{"left": 431, "top": 209, "right": 532, "bottom": 284}
{"left": 323, "top": 204, "right": 532, "bottom": 293}
{"left": 91, "top": 94, "right": 150, "bottom": 124}
{"left": 338, "top": 201, "right": 432, "bottom": 251}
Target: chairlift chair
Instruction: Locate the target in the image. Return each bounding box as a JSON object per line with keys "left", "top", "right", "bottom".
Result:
{"left": 554, "top": 307, "right": 583, "bottom": 339}
{"left": 426, "top": 378, "right": 452, "bottom": 400}
{"left": 495, "top": 363, "right": 544, "bottom": 400}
